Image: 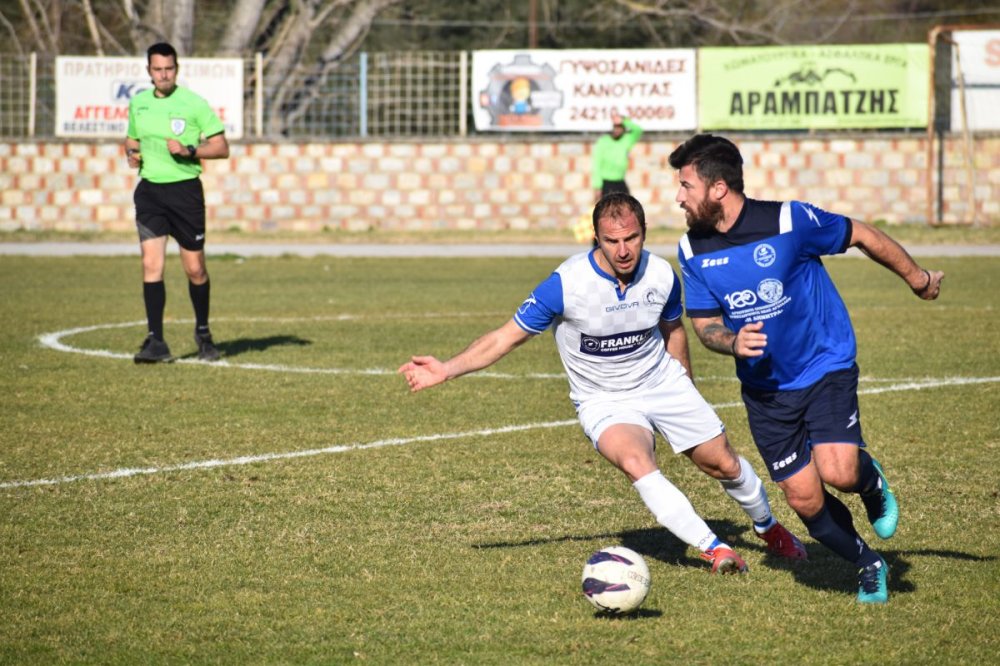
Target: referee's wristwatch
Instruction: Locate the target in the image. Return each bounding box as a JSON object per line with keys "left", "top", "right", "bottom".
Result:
{"left": 186, "top": 144, "right": 197, "bottom": 158}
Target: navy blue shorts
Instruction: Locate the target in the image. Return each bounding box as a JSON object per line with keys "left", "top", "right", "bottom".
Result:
{"left": 134, "top": 178, "right": 206, "bottom": 251}
{"left": 741, "top": 365, "right": 864, "bottom": 482}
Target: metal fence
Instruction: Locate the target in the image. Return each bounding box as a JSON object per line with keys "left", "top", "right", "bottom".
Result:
{"left": 0, "top": 51, "right": 469, "bottom": 140}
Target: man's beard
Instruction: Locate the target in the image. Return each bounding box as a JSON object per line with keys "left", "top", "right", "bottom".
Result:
{"left": 685, "top": 197, "right": 724, "bottom": 235}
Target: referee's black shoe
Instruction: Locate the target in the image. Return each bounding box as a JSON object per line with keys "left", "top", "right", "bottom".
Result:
{"left": 194, "top": 330, "right": 221, "bottom": 362}
{"left": 134, "top": 335, "right": 174, "bottom": 364}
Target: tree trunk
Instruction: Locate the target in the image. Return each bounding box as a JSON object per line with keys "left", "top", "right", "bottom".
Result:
{"left": 218, "top": 0, "right": 269, "bottom": 56}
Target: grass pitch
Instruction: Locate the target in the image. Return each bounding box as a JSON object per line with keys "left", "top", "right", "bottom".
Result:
{"left": 1, "top": 252, "right": 997, "bottom": 664}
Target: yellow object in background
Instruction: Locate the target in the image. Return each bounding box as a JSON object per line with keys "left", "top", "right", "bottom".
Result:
{"left": 572, "top": 214, "right": 593, "bottom": 244}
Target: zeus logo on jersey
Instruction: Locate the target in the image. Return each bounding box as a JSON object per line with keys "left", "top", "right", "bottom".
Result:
{"left": 580, "top": 328, "right": 653, "bottom": 356}
{"left": 701, "top": 256, "right": 729, "bottom": 268}
{"left": 518, "top": 294, "right": 537, "bottom": 315}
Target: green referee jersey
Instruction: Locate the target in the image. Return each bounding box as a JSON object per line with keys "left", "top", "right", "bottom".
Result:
{"left": 590, "top": 117, "right": 643, "bottom": 190}
{"left": 127, "top": 86, "right": 225, "bottom": 184}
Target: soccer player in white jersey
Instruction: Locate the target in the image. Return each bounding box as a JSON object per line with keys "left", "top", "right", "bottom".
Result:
{"left": 399, "top": 193, "right": 808, "bottom": 574}
{"left": 668, "top": 134, "right": 944, "bottom": 603}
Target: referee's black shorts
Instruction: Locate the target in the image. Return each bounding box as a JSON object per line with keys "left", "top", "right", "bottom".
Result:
{"left": 134, "top": 178, "right": 206, "bottom": 251}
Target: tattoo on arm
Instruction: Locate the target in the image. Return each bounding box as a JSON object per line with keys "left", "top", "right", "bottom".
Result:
{"left": 698, "top": 321, "right": 736, "bottom": 356}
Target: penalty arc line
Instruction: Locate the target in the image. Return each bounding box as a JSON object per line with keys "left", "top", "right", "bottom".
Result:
{"left": 1, "top": 375, "right": 997, "bottom": 490}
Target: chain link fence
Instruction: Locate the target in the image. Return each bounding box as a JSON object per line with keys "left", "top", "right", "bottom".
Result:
{"left": 0, "top": 52, "right": 468, "bottom": 140}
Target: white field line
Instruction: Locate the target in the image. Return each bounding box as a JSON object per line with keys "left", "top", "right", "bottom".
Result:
{"left": 2, "top": 376, "right": 997, "bottom": 490}
{"left": 36, "top": 317, "right": 565, "bottom": 380}
{"left": 17, "top": 313, "right": 1000, "bottom": 489}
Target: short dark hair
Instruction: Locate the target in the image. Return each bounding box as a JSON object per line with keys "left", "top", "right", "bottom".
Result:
{"left": 147, "top": 42, "right": 178, "bottom": 64}
{"left": 668, "top": 133, "right": 744, "bottom": 194}
{"left": 593, "top": 192, "right": 646, "bottom": 236}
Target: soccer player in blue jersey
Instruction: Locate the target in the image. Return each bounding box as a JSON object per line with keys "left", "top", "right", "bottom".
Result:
{"left": 668, "top": 134, "right": 944, "bottom": 603}
{"left": 400, "top": 193, "right": 808, "bottom": 574}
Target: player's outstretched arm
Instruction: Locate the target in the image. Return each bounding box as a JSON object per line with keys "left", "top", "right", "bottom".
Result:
{"left": 849, "top": 219, "right": 944, "bottom": 300}
{"left": 398, "top": 319, "right": 531, "bottom": 393}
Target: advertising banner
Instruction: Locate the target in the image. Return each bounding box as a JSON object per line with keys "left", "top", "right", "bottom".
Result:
{"left": 950, "top": 30, "right": 1000, "bottom": 131}
{"left": 55, "top": 56, "right": 244, "bottom": 138}
{"left": 698, "top": 44, "right": 928, "bottom": 130}
{"left": 472, "top": 49, "right": 697, "bottom": 132}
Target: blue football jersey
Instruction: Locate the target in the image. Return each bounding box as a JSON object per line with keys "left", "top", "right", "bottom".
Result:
{"left": 678, "top": 199, "right": 856, "bottom": 390}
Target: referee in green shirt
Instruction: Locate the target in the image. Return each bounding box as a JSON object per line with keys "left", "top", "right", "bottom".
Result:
{"left": 125, "top": 42, "right": 229, "bottom": 364}
{"left": 591, "top": 112, "right": 643, "bottom": 203}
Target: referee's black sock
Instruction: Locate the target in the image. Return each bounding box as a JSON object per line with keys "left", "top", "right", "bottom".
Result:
{"left": 143, "top": 281, "right": 166, "bottom": 341}
{"left": 189, "top": 278, "right": 211, "bottom": 333}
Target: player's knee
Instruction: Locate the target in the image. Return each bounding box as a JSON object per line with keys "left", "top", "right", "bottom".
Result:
{"left": 612, "top": 454, "right": 657, "bottom": 483}
{"left": 817, "top": 466, "right": 859, "bottom": 492}
{"left": 783, "top": 488, "right": 823, "bottom": 519}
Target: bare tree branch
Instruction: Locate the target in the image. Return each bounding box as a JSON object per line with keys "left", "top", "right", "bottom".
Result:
{"left": 81, "top": 0, "right": 104, "bottom": 55}
{"left": 0, "top": 10, "right": 27, "bottom": 56}
{"left": 17, "top": 0, "right": 45, "bottom": 52}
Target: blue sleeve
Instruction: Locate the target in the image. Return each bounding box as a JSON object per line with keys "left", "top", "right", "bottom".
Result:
{"left": 513, "top": 272, "right": 563, "bottom": 334}
{"left": 677, "top": 245, "right": 723, "bottom": 318}
{"left": 661, "top": 269, "right": 684, "bottom": 322}
{"left": 792, "top": 201, "right": 851, "bottom": 258}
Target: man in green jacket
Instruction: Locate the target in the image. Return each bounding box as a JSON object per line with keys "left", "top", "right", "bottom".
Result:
{"left": 591, "top": 112, "right": 643, "bottom": 203}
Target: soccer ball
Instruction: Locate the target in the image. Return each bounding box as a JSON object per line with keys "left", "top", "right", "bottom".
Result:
{"left": 581, "top": 546, "right": 651, "bottom": 614}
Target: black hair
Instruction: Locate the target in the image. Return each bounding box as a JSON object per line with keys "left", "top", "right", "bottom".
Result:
{"left": 592, "top": 192, "right": 646, "bottom": 237}
{"left": 147, "top": 42, "right": 178, "bottom": 64}
{"left": 668, "top": 133, "right": 745, "bottom": 194}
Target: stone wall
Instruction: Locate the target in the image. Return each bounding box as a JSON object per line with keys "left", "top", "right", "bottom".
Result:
{"left": 2, "top": 133, "right": 997, "bottom": 234}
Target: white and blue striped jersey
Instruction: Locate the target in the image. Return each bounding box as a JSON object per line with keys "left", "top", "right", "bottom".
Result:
{"left": 513, "top": 249, "right": 685, "bottom": 401}
{"left": 678, "top": 198, "right": 856, "bottom": 391}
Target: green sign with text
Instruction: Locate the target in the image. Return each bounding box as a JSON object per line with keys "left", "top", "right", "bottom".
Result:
{"left": 699, "top": 44, "right": 928, "bottom": 130}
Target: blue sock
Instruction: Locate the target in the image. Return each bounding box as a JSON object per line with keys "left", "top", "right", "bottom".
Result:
{"left": 801, "top": 493, "right": 878, "bottom": 567}
{"left": 855, "top": 449, "right": 880, "bottom": 496}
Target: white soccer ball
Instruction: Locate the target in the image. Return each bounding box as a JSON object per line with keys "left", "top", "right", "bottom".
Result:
{"left": 581, "top": 546, "right": 651, "bottom": 614}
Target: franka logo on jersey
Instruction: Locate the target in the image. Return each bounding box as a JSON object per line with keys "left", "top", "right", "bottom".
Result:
{"left": 579, "top": 328, "right": 654, "bottom": 356}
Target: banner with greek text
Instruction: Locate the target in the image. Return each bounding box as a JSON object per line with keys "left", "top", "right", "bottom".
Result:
{"left": 55, "top": 56, "right": 244, "bottom": 138}
{"left": 950, "top": 30, "right": 1000, "bottom": 131}
{"left": 698, "top": 44, "right": 928, "bottom": 130}
{"left": 472, "top": 49, "right": 697, "bottom": 132}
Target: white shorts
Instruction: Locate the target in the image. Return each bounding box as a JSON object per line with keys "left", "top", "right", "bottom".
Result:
{"left": 575, "top": 364, "right": 725, "bottom": 455}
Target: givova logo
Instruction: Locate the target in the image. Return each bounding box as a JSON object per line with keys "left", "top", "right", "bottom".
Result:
{"left": 580, "top": 327, "right": 653, "bottom": 356}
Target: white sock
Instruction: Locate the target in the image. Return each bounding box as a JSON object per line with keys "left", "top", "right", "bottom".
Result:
{"left": 633, "top": 470, "right": 718, "bottom": 552}
{"left": 719, "top": 456, "right": 774, "bottom": 531}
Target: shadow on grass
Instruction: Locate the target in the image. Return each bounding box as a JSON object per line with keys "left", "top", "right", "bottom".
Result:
{"left": 471, "top": 521, "right": 748, "bottom": 572}
{"left": 179, "top": 335, "right": 312, "bottom": 360}
{"left": 472, "top": 523, "right": 996, "bottom": 599}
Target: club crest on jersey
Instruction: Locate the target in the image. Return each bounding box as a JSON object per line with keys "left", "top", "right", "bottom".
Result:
{"left": 643, "top": 288, "right": 664, "bottom": 307}
{"left": 757, "top": 278, "right": 784, "bottom": 304}
{"left": 170, "top": 118, "right": 187, "bottom": 135}
{"left": 753, "top": 243, "right": 776, "bottom": 267}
